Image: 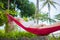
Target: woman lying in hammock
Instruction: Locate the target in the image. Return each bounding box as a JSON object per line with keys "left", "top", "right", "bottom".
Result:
{"left": 16, "top": 17, "right": 60, "bottom": 29}
{"left": 7, "top": 14, "right": 60, "bottom": 36}
{"left": 30, "top": 22, "right": 60, "bottom": 29}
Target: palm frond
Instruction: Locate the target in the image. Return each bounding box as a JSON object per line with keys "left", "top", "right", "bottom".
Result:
{"left": 50, "top": 1, "right": 57, "bottom": 9}
{"left": 40, "top": 1, "right": 47, "bottom": 10}
{"left": 48, "top": 18, "right": 56, "bottom": 23}
{"left": 52, "top": 1, "right": 60, "bottom": 6}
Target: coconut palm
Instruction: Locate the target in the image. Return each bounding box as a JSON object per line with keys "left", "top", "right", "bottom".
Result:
{"left": 40, "top": 0, "right": 60, "bottom": 24}
{"left": 39, "top": 0, "right": 60, "bottom": 39}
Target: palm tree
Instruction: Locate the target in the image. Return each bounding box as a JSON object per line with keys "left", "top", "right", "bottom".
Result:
{"left": 39, "top": 0, "right": 60, "bottom": 39}
{"left": 40, "top": 0, "right": 60, "bottom": 24}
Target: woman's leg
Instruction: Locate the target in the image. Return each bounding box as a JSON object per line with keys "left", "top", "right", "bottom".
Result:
{"left": 29, "top": 22, "right": 60, "bottom": 29}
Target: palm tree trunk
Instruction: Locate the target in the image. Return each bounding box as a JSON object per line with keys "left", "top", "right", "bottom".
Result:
{"left": 5, "top": 22, "right": 10, "bottom": 33}
{"left": 5, "top": 0, "right": 14, "bottom": 33}
{"left": 5, "top": 0, "right": 10, "bottom": 33}
{"left": 34, "top": 0, "right": 39, "bottom": 24}
{"left": 36, "top": 0, "right": 39, "bottom": 24}
{"left": 48, "top": 3, "right": 50, "bottom": 24}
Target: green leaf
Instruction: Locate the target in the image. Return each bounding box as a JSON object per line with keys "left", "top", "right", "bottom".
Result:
{"left": 0, "top": 2, "right": 4, "bottom": 9}
{"left": 0, "top": 18, "right": 4, "bottom": 26}
{"left": 23, "top": 17, "right": 28, "bottom": 21}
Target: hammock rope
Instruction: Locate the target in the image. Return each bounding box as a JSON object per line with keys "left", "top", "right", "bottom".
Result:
{"left": 7, "top": 14, "right": 60, "bottom": 36}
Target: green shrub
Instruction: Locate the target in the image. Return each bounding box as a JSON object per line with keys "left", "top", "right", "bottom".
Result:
{"left": 1, "top": 30, "right": 60, "bottom": 40}
{"left": 0, "top": 30, "right": 36, "bottom": 40}
{"left": 49, "top": 36, "right": 60, "bottom": 40}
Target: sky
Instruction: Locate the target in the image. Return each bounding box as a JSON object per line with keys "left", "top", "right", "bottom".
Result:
{"left": 29, "top": 0, "right": 60, "bottom": 19}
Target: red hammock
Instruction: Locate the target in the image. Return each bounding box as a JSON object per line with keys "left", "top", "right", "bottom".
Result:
{"left": 7, "top": 14, "right": 60, "bottom": 36}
